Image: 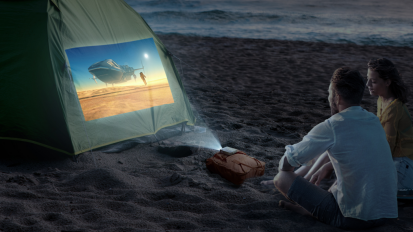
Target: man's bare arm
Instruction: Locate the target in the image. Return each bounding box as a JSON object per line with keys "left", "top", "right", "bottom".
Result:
{"left": 279, "top": 155, "right": 295, "bottom": 172}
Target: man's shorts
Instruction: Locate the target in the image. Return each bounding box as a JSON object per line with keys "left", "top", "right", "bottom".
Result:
{"left": 287, "top": 176, "right": 386, "bottom": 230}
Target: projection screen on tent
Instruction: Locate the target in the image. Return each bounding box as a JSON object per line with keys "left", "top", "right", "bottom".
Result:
{"left": 65, "top": 38, "right": 175, "bottom": 121}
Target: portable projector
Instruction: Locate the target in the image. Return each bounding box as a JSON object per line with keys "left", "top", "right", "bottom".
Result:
{"left": 220, "top": 147, "right": 238, "bottom": 155}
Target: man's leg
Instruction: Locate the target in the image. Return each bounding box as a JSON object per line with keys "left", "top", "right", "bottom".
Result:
{"left": 273, "top": 170, "right": 312, "bottom": 216}
{"left": 272, "top": 170, "right": 384, "bottom": 229}
{"left": 273, "top": 170, "right": 298, "bottom": 196}
{"left": 279, "top": 200, "right": 312, "bottom": 216}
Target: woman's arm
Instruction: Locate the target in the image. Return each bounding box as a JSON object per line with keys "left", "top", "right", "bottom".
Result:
{"left": 382, "top": 107, "right": 400, "bottom": 155}
{"left": 377, "top": 97, "right": 381, "bottom": 116}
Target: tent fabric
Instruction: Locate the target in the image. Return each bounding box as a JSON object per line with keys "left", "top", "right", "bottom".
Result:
{"left": 0, "top": 0, "right": 195, "bottom": 155}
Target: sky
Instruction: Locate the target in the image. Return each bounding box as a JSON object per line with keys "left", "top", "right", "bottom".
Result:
{"left": 65, "top": 38, "right": 167, "bottom": 92}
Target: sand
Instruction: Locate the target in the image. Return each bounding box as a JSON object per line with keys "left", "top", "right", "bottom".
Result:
{"left": 1, "top": 34, "right": 413, "bottom": 231}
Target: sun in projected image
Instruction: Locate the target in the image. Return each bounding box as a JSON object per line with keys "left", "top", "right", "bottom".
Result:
{"left": 66, "top": 38, "right": 174, "bottom": 121}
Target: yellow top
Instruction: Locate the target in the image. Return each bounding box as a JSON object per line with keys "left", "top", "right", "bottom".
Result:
{"left": 377, "top": 97, "right": 413, "bottom": 160}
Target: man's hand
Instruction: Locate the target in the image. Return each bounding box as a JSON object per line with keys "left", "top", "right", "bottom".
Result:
{"left": 309, "top": 161, "right": 334, "bottom": 186}
{"left": 278, "top": 155, "right": 294, "bottom": 172}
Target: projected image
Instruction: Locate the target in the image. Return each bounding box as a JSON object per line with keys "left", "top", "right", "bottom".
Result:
{"left": 66, "top": 38, "right": 174, "bottom": 121}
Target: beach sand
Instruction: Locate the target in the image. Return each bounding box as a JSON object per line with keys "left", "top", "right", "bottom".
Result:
{"left": 1, "top": 34, "right": 413, "bottom": 231}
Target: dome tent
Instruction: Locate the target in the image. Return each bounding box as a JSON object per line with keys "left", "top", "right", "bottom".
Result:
{"left": 0, "top": 0, "right": 195, "bottom": 156}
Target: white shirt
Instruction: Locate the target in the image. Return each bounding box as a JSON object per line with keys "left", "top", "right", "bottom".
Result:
{"left": 284, "top": 106, "right": 398, "bottom": 221}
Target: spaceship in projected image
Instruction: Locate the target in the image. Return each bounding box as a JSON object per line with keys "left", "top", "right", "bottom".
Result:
{"left": 88, "top": 59, "right": 145, "bottom": 87}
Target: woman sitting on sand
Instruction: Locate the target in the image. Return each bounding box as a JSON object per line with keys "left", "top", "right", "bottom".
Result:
{"left": 294, "top": 58, "right": 413, "bottom": 192}
{"left": 366, "top": 58, "right": 413, "bottom": 192}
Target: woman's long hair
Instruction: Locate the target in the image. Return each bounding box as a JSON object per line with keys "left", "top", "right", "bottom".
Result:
{"left": 368, "top": 58, "right": 409, "bottom": 104}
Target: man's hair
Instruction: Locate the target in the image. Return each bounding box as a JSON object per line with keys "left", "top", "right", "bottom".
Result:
{"left": 331, "top": 67, "right": 365, "bottom": 105}
{"left": 368, "top": 58, "right": 409, "bottom": 103}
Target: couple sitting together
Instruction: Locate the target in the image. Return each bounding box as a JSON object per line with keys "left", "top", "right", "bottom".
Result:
{"left": 262, "top": 58, "right": 413, "bottom": 230}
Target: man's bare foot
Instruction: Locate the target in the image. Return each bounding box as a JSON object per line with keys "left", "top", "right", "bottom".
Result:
{"left": 260, "top": 180, "right": 274, "bottom": 185}
{"left": 279, "top": 200, "right": 312, "bottom": 216}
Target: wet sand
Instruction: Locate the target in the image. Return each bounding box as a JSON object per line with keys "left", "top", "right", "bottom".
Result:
{"left": 1, "top": 34, "right": 413, "bottom": 231}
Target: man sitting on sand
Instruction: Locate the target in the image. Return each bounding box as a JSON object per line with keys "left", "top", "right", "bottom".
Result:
{"left": 262, "top": 67, "right": 398, "bottom": 229}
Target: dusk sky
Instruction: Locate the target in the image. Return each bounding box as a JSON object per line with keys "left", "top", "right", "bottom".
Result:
{"left": 66, "top": 38, "right": 168, "bottom": 92}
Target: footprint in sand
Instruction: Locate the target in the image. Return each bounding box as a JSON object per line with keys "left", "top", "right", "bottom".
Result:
{"left": 159, "top": 173, "right": 184, "bottom": 187}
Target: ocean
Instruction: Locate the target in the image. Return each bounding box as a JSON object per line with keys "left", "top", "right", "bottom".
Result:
{"left": 125, "top": 0, "right": 413, "bottom": 47}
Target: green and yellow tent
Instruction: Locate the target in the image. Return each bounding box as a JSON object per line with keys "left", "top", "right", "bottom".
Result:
{"left": 0, "top": 0, "right": 195, "bottom": 156}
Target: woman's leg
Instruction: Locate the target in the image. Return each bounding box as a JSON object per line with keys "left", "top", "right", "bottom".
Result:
{"left": 262, "top": 152, "right": 331, "bottom": 185}
{"left": 294, "top": 152, "right": 330, "bottom": 180}
{"left": 393, "top": 157, "right": 413, "bottom": 189}
{"left": 294, "top": 154, "right": 322, "bottom": 177}
{"left": 295, "top": 165, "right": 312, "bottom": 177}
{"left": 303, "top": 152, "right": 330, "bottom": 180}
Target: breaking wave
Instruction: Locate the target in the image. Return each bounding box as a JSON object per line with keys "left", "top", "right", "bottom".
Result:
{"left": 127, "top": 0, "right": 413, "bottom": 47}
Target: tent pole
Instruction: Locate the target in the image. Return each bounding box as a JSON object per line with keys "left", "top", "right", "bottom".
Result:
{"left": 180, "top": 122, "right": 186, "bottom": 135}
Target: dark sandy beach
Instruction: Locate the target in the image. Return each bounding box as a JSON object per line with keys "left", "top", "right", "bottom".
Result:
{"left": 1, "top": 34, "right": 413, "bottom": 231}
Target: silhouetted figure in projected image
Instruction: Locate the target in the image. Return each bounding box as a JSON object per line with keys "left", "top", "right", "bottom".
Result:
{"left": 140, "top": 72, "right": 147, "bottom": 85}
